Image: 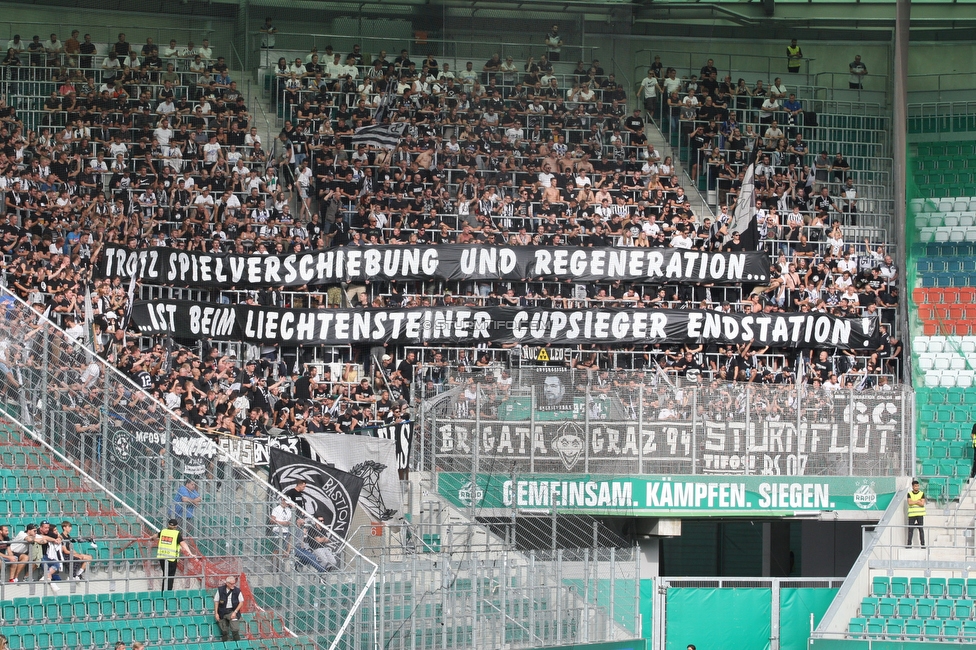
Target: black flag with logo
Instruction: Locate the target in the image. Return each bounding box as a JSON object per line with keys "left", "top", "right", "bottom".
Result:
{"left": 268, "top": 447, "right": 364, "bottom": 544}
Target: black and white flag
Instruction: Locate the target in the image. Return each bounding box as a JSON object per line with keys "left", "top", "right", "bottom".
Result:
{"left": 302, "top": 433, "right": 403, "bottom": 522}
{"left": 352, "top": 122, "right": 406, "bottom": 150}
{"left": 268, "top": 447, "right": 365, "bottom": 543}
{"left": 727, "top": 149, "right": 760, "bottom": 251}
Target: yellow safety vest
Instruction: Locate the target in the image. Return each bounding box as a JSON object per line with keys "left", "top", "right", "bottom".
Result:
{"left": 907, "top": 490, "right": 926, "bottom": 518}
{"left": 157, "top": 527, "right": 181, "bottom": 560}
{"left": 787, "top": 46, "right": 802, "bottom": 62}
{"left": 971, "top": 428, "right": 976, "bottom": 449}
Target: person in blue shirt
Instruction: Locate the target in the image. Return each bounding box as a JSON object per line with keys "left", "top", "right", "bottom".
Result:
{"left": 782, "top": 93, "right": 803, "bottom": 134}
{"left": 173, "top": 478, "right": 202, "bottom": 532}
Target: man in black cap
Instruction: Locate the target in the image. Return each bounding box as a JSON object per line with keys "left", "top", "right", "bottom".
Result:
{"left": 157, "top": 517, "right": 194, "bottom": 592}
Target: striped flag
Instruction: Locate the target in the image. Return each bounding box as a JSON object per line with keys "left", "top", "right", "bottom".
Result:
{"left": 352, "top": 122, "right": 406, "bottom": 150}
{"left": 726, "top": 147, "right": 761, "bottom": 251}
{"left": 372, "top": 75, "right": 398, "bottom": 125}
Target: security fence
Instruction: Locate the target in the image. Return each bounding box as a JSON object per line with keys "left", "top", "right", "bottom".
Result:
{"left": 0, "top": 286, "right": 640, "bottom": 650}
{"left": 416, "top": 367, "right": 913, "bottom": 482}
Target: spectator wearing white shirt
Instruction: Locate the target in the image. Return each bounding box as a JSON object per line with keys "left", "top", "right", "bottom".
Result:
{"left": 45, "top": 34, "right": 63, "bottom": 67}
{"left": 288, "top": 58, "right": 307, "bottom": 77}
{"left": 196, "top": 40, "right": 213, "bottom": 61}
{"left": 162, "top": 40, "right": 180, "bottom": 59}
{"left": 193, "top": 187, "right": 215, "bottom": 219}
{"left": 157, "top": 97, "right": 176, "bottom": 117}
{"left": 154, "top": 119, "right": 174, "bottom": 155}
{"left": 6, "top": 35, "right": 24, "bottom": 54}
{"left": 670, "top": 227, "right": 693, "bottom": 249}
{"left": 101, "top": 52, "right": 122, "bottom": 82}
{"left": 245, "top": 128, "right": 262, "bottom": 148}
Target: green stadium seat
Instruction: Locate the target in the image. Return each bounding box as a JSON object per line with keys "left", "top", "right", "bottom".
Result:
{"left": 924, "top": 619, "right": 942, "bottom": 640}
{"left": 885, "top": 618, "right": 905, "bottom": 639}
{"left": 867, "top": 618, "right": 885, "bottom": 638}
{"left": 911, "top": 578, "right": 928, "bottom": 597}
{"left": 879, "top": 598, "right": 897, "bottom": 617}
{"left": 955, "top": 599, "right": 974, "bottom": 619}
{"left": 897, "top": 598, "right": 915, "bottom": 618}
{"left": 930, "top": 578, "right": 947, "bottom": 597}
{"left": 905, "top": 618, "right": 922, "bottom": 641}
{"left": 936, "top": 598, "right": 954, "bottom": 618}
{"left": 917, "top": 598, "right": 935, "bottom": 617}
{"left": 942, "top": 619, "right": 962, "bottom": 638}
{"left": 949, "top": 578, "right": 966, "bottom": 598}
{"left": 963, "top": 621, "right": 976, "bottom": 638}
{"left": 891, "top": 578, "right": 909, "bottom": 597}
{"left": 873, "top": 576, "right": 891, "bottom": 596}
{"left": 861, "top": 597, "right": 878, "bottom": 616}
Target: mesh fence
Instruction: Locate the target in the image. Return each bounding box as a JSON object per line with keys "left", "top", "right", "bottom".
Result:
{"left": 418, "top": 367, "right": 912, "bottom": 479}
{"left": 0, "top": 286, "right": 378, "bottom": 649}
{"left": 0, "top": 286, "right": 639, "bottom": 649}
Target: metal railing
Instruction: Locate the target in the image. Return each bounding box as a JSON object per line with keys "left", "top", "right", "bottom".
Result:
{"left": 0, "top": 286, "right": 639, "bottom": 650}
{"left": 0, "top": 286, "right": 378, "bottom": 650}
{"left": 248, "top": 33, "right": 601, "bottom": 75}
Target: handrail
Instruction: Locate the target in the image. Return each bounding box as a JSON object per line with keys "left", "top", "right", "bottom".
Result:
{"left": 248, "top": 31, "right": 600, "bottom": 66}
{"left": 0, "top": 19, "right": 219, "bottom": 46}
{"left": 0, "top": 286, "right": 375, "bottom": 573}
{"left": 812, "top": 484, "right": 911, "bottom": 639}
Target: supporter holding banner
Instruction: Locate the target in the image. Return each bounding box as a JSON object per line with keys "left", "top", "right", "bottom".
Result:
{"left": 131, "top": 301, "right": 879, "bottom": 350}
{"left": 99, "top": 244, "right": 770, "bottom": 287}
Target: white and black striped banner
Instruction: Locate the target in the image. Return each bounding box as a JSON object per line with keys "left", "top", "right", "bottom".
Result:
{"left": 352, "top": 122, "right": 406, "bottom": 150}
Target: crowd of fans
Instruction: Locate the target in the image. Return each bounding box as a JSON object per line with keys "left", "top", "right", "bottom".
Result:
{"left": 0, "top": 28, "right": 906, "bottom": 444}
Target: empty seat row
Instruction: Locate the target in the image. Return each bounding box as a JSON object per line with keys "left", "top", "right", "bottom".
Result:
{"left": 0, "top": 495, "right": 116, "bottom": 518}
{"left": 916, "top": 440, "right": 973, "bottom": 460}
{"left": 2, "top": 615, "right": 221, "bottom": 649}
{"left": 873, "top": 576, "right": 976, "bottom": 598}
{"left": 862, "top": 596, "right": 976, "bottom": 619}
{"left": 917, "top": 214, "right": 976, "bottom": 229}
{"left": 917, "top": 458, "right": 972, "bottom": 481}
{"left": 916, "top": 386, "right": 976, "bottom": 406}
{"left": 917, "top": 404, "right": 974, "bottom": 423}
{"left": 918, "top": 423, "right": 975, "bottom": 443}
{"left": 911, "top": 197, "right": 976, "bottom": 214}
{"left": 848, "top": 616, "right": 976, "bottom": 640}
{"left": 912, "top": 242, "right": 976, "bottom": 256}
{"left": 916, "top": 257, "right": 976, "bottom": 272}
{"left": 919, "top": 227, "right": 976, "bottom": 243}
{"left": 916, "top": 352, "right": 975, "bottom": 373}
{"left": 911, "top": 335, "right": 976, "bottom": 353}
{"left": 921, "top": 370, "right": 976, "bottom": 389}
{"left": 0, "top": 590, "right": 212, "bottom": 626}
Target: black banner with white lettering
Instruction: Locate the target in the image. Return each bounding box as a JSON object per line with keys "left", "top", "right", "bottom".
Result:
{"left": 131, "top": 300, "right": 879, "bottom": 350}
{"left": 374, "top": 422, "right": 414, "bottom": 472}
{"left": 268, "top": 447, "right": 364, "bottom": 544}
{"left": 99, "top": 244, "right": 769, "bottom": 287}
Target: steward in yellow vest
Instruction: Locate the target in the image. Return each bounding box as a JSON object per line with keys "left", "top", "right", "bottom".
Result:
{"left": 907, "top": 480, "right": 926, "bottom": 548}
{"left": 157, "top": 517, "right": 194, "bottom": 592}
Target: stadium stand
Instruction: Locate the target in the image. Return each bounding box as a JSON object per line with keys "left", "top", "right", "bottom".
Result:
{"left": 0, "top": 6, "right": 940, "bottom": 650}
{"left": 909, "top": 141, "right": 976, "bottom": 498}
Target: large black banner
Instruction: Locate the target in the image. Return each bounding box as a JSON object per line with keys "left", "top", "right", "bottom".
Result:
{"left": 132, "top": 300, "right": 879, "bottom": 350}
{"left": 268, "top": 447, "right": 365, "bottom": 544}
{"left": 100, "top": 244, "right": 770, "bottom": 287}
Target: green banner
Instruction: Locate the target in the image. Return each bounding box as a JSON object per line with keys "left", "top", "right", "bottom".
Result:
{"left": 667, "top": 588, "right": 771, "bottom": 650}
{"left": 438, "top": 473, "right": 896, "bottom": 516}
{"left": 780, "top": 588, "right": 838, "bottom": 650}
